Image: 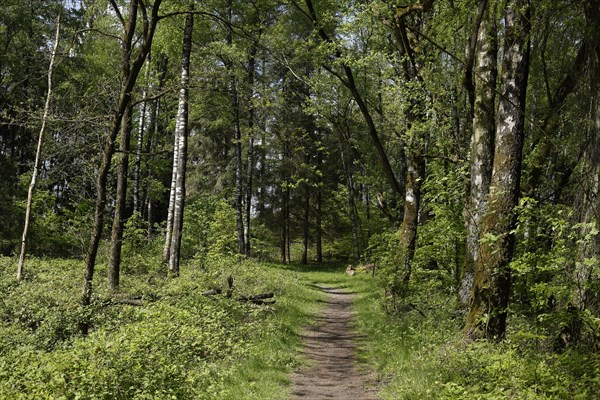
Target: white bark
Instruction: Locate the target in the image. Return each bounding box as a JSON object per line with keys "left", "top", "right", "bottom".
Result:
{"left": 17, "top": 13, "right": 61, "bottom": 281}
{"left": 167, "top": 10, "right": 193, "bottom": 275}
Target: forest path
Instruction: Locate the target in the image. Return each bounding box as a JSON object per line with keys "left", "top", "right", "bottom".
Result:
{"left": 290, "top": 285, "right": 377, "bottom": 399}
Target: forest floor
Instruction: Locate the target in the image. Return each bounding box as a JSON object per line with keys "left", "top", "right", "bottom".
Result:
{"left": 290, "top": 284, "right": 377, "bottom": 400}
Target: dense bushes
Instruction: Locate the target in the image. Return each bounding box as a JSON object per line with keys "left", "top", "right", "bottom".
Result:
{"left": 0, "top": 255, "right": 320, "bottom": 399}
{"left": 354, "top": 269, "right": 600, "bottom": 400}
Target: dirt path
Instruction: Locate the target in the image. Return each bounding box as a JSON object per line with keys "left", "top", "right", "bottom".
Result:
{"left": 290, "top": 285, "right": 377, "bottom": 399}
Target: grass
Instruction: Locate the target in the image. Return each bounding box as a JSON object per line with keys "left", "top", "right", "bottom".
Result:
{"left": 0, "top": 256, "right": 370, "bottom": 399}
{"left": 2, "top": 255, "right": 597, "bottom": 399}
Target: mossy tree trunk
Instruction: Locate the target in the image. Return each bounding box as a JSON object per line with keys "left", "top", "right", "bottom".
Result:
{"left": 465, "top": 0, "right": 531, "bottom": 340}
{"left": 460, "top": 3, "right": 498, "bottom": 306}
{"left": 561, "top": 0, "right": 600, "bottom": 346}
{"left": 398, "top": 153, "right": 425, "bottom": 284}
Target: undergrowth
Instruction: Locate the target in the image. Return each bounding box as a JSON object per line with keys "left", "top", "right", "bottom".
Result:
{"left": 353, "top": 269, "right": 600, "bottom": 400}
{"left": 2, "top": 255, "right": 597, "bottom": 399}
{"left": 0, "top": 256, "right": 327, "bottom": 399}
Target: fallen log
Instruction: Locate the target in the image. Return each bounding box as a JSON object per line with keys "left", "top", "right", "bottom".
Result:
{"left": 249, "top": 299, "right": 276, "bottom": 305}
{"left": 238, "top": 292, "right": 274, "bottom": 301}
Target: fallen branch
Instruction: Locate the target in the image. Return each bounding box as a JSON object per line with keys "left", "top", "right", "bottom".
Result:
{"left": 202, "top": 288, "right": 222, "bottom": 296}
{"left": 238, "top": 292, "right": 274, "bottom": 301}
{"left": 97, "top": 297, "right": 145, "bottom": 307}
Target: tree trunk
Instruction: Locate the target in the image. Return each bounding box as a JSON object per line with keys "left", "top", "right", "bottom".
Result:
{"left": 459, "top": 4, "right": 498, "bottom": 306}
{"left": 133, "top": 61, "right": 149, "bottom": 214}
{"left": 17, "top": 13, "right": 60, "bottom": 281}
{"left": 465, "top": 0, "right": 531, "bottom": 340}
{"left": 280, "top": 187, "right": 288, "bottom": 263}
{"left": 244, "top": 45, "right": 257, "bottom": 257}
{"left": 364, "top": 185, "right": 371, "bottom": 258}
{"left": 107, "top": 102, "right": 133, "bottom": 291}
{"left": 341, "top": 147, "right": 361, "bottom": 263}
{"left": 168, "top": 10, "right": 193, "bottom": 276}
{"left": 398, "top": 153, "right": 425, "bottom": 284}
{"left": 163, "top": 123, "right": 180, "bottom": 262}
{"left": 146, "top": 55, "right": 168, "bottom": 237}
{"left": 225, "top": 0, "right": 246, "bottom": 256}
{"left": 316, "top": 139, "right": 323, "bottom": 263}
{"left": 302, "top": 184, "right": 310, "bottom": 265}
{"left": 232, "top": 73, "right": 245, "bottom": 255}
{"left": 82, "top": 0, "right": 162, "bottom": 312}
{"left": 560, "top": 0, "right": 600, "bottom": 347}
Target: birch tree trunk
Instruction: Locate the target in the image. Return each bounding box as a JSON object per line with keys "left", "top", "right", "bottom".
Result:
{"left": 465, "top": 0, "right": 531, "bottom": 340}
{"left": 17, "top": 13, "right": 61, "bottom": 281}
{"left": 163, "top": 117, "right": 180, "bottom": 262}
{"left": 459, "top": 4, "right": 498, "bottom": 306}
{"left": 167, "top": 10, "right": 194, "bottom": 276}
{"left": 244, "top": 45, "right": 257, "bottom": 257}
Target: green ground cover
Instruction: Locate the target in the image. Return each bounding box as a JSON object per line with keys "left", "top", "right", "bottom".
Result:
{"left": 1, "top": 257, "right": 598, "bottom": 399}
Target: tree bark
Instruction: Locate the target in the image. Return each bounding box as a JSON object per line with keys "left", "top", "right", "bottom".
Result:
{"left": 163, "top": 120, "right": 180, "bottom": 262}
{"left": 459, "top": 4, "right": 498, "bottom": 306}
{"left": 83, "top": 0, "right": 162, "bottom": 311}
{"left": 316, "top": 137, "right": 323, "bottom": 264}
{"left": 398, "top": 153, "right": 425, "bottom": 284}
{"left": 17, "top": 13, "right": 61, "bottom": 281}
{"left": 341, "top": 146, "right": 361, "bottom": 263}
{"left": 302, "top": 184, "right": 310, "bottom": 265}
{"left": 146, "top": 55, "right": 168, "bottom": 237}
{"left": 168, "top": 10, "right": 194, "bottom": 276}
{"left": 107, "top": 102, "right": 133, "bottom": 291}
{"left": 465, "top": 0, "right": 531, "bottom": 340}
{"left": 244, "top": 44, "right": 257, "bottom": 257}
{"left": 133, "top": 61, "right": 149, "bottom": 214}
{"left": 560, "top": 0, "right": 600, "bottom": 347}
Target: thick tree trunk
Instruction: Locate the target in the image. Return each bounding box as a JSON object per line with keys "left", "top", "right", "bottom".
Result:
{"left": 459, "top": 5, "right": 498, "bottom": 306}
{"left": 82, "top": 0, "right": 161, "bottom": 312}
{"left": 107, "top": 102, "right": 133, "bottom": 291}
{"left": 167, "top": 10, "right": 193, "bottom": 276}
{"left": 560, "top": 0, "right": 600, "bottom": 347}
{"left": 17, "top": 13, "right": 60, "bottom": 281}
{"left": 465, "top": 0, "right": 531, "bottom": 340}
